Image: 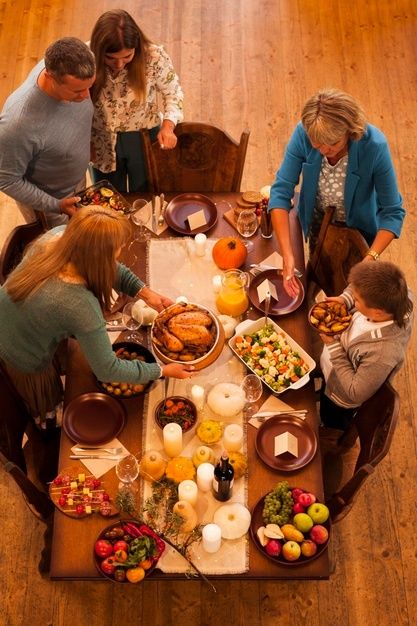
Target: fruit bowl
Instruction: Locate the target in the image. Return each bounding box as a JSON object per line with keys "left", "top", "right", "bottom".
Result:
{"left": 250, "top": 484, "right": 331, "bottom": 566}
{"left": 308, "top": 301, "right": 353, "bottom": 336}
{"left": 93, "top": 519, "right": 165, "bottom": 583}
{"left": 96, "top": 342, "right": 156, "bottom": 399}
{"left": 154, "top": 396, "right": 197, "bottom": 432}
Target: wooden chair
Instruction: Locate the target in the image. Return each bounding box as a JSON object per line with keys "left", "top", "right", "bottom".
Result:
{"left": 307, "top": 206, "right": 369, "bottom": 297}
{"left": 0, "top": 220, "right": 45, "bottom": 284}
{"left": 322, "top": 381, "right": 400, "bottom": 523}
{"left": 141, "top": 122, "right": 250, "bottom": 193}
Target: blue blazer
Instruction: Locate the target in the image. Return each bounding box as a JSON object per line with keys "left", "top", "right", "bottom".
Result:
{"left": 269, "top": 122, "right": 405, "bottom": 242}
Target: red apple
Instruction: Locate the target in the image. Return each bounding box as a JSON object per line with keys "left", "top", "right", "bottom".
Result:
{"left": 265, "top": 539, "right": 282, "bottom": 557}
{"left": 291, "top": 488, "right": 304, "bottom": 502}
{"left": 298, "top": 492, "right": 316, "bottom": 507}
{"left": 292, "top": 502, "right": 306, "bottom": 514}
{"left": 282, "top": 541, "right": 301, "bottom": 561}
{"left": 309, "top": 524, "right": 329, "bottom": 545}
{"left": 301, "top": 540, "right": 318, "bottom": 558}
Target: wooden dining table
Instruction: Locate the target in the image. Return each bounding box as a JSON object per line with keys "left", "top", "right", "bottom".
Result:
{"left": 49, "top": 192, "right": 330, "bottom": 581}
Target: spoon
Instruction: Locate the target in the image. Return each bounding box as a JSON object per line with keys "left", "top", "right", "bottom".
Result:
{"left": 157, "top": 193, "right": 165, "bottom": 226}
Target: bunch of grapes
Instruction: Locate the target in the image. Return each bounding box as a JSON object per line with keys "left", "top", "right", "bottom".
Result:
{"left": 262, "top": 481, "right": 294, "bottom": 526}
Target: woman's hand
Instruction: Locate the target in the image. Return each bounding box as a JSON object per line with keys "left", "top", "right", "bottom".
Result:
{"left": 282, "top": 256, "right": 300, "bottom": 297}
{"left": 162, "top": 363, "right": 195, "bottom": 379}
{"left": 137, "top": 287, "right": 173, "bottom": 312}
{"left": 157, "top": 120, "right": 177, "bottom": 150}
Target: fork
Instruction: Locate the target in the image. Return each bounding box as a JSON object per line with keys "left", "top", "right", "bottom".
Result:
{"left": 157, "top": 193, "right": 165, "bottom": 226}
{"left": 73, "top": 446, "right": 123, "bottom": 455}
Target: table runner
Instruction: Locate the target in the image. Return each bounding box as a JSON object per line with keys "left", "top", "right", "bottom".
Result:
{"left": 141, "top": 237, "right": 249, "bottom": 574}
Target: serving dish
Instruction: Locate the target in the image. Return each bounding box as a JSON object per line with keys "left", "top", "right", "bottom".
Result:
{"left": 229, "top": 317, "right": 316, "bottom": 395}
{"left": 151, "top": 302, "right": 225, "bottom": 370}
{"left": 255, "top": 415, "right": 317, "bottom": 471}
{"left": 308, "top": 301, "right": 353, "bottom": 335}
{"left": 97, "top": 342, "right": 156, "bottom": 398}
{"left": 63, "top": 393, "right": 127, "bottom": 445}
{"left": 164, "top": 193, "right": 218, "bottom": 234}
{"left": 154, "top": 396, "right": 197, "bottom": 432}
{"left": 77, "top": 179, "right": 133, "bottom": 214}
{"left": 248, "top": 269, "right": 305, "bottom": 316}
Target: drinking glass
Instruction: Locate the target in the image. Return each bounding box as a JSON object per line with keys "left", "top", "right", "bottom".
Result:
{"left": 122, "top": 301, "right": 143, "bottom": 342}
{"left": 236, "top": 209, "right": 258, "bottom": 252}
{"left": 115, "top": 454, "right": 139, "bottom": 492}
{"left": 240, "top": 374, "right": 263, "bottom": 418}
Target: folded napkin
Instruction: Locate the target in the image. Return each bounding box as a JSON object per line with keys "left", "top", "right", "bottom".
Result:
{"left": 248, "top": 396, "right": 307, "bottom": 429}
{"left": 261, "top": 251, "right": 283, "bottom": 269}
{"left": 142, "top": 198, "right": 169, "bottom": 235}
{"left": 70, "top": 438, "right": 129, "bottom": 478}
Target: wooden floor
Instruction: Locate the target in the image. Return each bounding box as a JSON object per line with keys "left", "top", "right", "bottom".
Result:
{"left": 1, "top": 1, "right": 417, "bottom": 624}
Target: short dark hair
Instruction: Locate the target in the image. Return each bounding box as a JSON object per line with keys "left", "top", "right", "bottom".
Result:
{"left": 44, "top": 37, "right": 95, "bottom": 81}
{"left": 349, "top": 261, "right": 412, "bottom": 327}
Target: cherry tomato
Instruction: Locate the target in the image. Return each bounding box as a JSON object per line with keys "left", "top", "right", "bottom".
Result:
{"left": 58, "top": 495, "right": 67, "bottom": 507}
{"left": 100, "top": 557, "right": 116, "bottom": 576}
{"left": 114, "top": 549, "right": 128, "bottom": 563}
{"left": 92, "top": 479, "right": 101, "bottom": 490}
{"left": 95, "top": 539, "right": 114, "bottom": 558}
{"left": 126, "top": 566, "right": 145, "bottom": 583}
{"left": 53, "top": 476, "right": 63, "bottom": 486}
{"left": 76, "top": 504, "right": 85, "bottom": 516}
{"left": 99, "top": 501, "right": 112, "bottom": 517}
{"left": 113, "top": 540, "right": 129, "bottom": 553}
{"left": 61, "top": 487, "right": 71, "bottom": 495}
{"left": 102, "top": 493, "right": 110, "bottom": 501}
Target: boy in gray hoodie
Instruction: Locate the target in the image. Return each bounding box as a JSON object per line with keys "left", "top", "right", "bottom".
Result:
{"left": 319, "top": 261, "right": 413, "bottom": 429}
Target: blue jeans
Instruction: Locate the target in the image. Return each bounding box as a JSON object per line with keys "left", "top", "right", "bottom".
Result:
{"left": 91, "top": 126, "right": 159, "bottom": 193}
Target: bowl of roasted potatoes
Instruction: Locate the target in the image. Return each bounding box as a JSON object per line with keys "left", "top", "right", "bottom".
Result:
{"left": 309, "top": 301, "right": 353, "bottom": 336}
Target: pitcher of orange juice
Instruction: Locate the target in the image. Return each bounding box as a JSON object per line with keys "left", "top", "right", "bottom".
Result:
{"left": 216, "top": 269, "right": 249, "bottom": 317}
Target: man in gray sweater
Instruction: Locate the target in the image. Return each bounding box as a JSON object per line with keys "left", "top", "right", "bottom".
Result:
{"left": 0, "top": 37, "right": 95, "bottom": 227}
{"left": 319, "top": 261, "right": 413, "bottom": 429}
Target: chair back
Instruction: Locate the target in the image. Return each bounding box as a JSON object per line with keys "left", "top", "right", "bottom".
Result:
{"left": 325, "top": 381, "right": 400, "bottom": 522}
{"left": 141, "top": 122, "right": 250, "bottom": 193}
{"left": 307, "top": 206, "right": 369, "bottom": 296}
{"left": 0, "top": 220, "right": 45, "bottom": 284}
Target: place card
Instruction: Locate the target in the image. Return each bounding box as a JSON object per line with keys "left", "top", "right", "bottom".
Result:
{"left": 257, "top": 279, "right": 278, "bottom": 303}
{"left": 274, "top": 431, "right": 298, "bottom": 457}
{"left": 187, "top": 209, "right": 207, "bottom": 230}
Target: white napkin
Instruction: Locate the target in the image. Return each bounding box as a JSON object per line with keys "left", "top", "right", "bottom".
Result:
{"left": 70, "top": 438, "right": 130, "bottom": 478}
{"left": 248, "top": 396, "right": 307, "bottom": 429}
{"left": 261, "top": 251, "right": 283, "bottom": 269}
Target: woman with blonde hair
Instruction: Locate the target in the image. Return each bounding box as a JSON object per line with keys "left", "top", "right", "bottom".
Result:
{"left": 0, "top": 206, "right": 193, "bottom": 479}
{"left": 268, "top": 88, "right": 405, "bottom": 297}
{"left": 89, "top": 9, "right": 183, "bottom": 192}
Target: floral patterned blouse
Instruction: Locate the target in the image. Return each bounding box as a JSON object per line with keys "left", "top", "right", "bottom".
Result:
{"left": 91, "top": 44, "right": 184, "bottom": 173}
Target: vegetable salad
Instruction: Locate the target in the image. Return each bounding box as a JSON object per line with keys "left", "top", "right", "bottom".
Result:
{"left": 234, "top": 324, "right": 309, "bottom": 392}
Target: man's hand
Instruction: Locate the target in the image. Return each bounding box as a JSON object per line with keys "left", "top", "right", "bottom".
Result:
{"left": 59, "top": 196, "right": 81, "bottom": 217}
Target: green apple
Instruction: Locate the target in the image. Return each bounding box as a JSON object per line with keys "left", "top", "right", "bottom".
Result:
{"left": 307, "top": 502, "right": 330, "bottom": 524}
{"left": 293, "top": 512, "right": 314, "bottom": 533}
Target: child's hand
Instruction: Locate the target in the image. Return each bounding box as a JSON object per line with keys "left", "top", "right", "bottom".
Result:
{"left": 319, "top": 333, "right": 338, "bottom": 345}
{"left": 323, "top": 296, "right": 345, "bottom": 304}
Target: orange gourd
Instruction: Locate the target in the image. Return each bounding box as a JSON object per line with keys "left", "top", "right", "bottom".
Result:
{"left": 212, "top": 237, "right": 247, "bottom": 269}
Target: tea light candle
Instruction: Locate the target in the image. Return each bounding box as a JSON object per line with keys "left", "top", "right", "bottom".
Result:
{"left": 191, "top": 384, "right": 205, "bottom": 410}
{"left": 212, "top": 274, "right": 222, "bottom": 293}
{"left": 176, "top": 295, "right": 188, "bottom": 304}
{"left": 194, "top": 233, "right": 207, "bottom": 256}
{"left": 178, "top": 479, "right": 198, "bottom": 506}
{"left": 223, "top": 423, "right": 244, "bottom": 452}
{"left": 202, "top": 523, "right": 222, "bottom": 553}
{"left": 163, "top": 423, "right": 183, "bottom": 457}
{"left": 196, "top": 462, "right": 215, "bottom": 492}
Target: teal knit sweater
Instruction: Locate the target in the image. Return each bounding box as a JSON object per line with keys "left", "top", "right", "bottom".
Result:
{"left": 0, "top": 263, "right": 161, "bottom": 384}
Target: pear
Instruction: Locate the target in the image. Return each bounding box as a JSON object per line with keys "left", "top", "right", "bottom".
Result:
{"left": 192, "top": 445, "right": 215, "bottom": 467}
{"left": 280, "top": 523, "right": 304, "bottom": 543}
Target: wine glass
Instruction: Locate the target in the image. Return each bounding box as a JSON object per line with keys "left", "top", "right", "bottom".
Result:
{"left": 122, "top": 301, "right": 143, "bottom": 342}
{"left": 236, "top": 209, "right": 258, "bottom": 252}
{"left": 115, "top": 454, "right": 139, "bottom": 493}
{"left": 240, "top": 374, "right": 263, "bottom": 418}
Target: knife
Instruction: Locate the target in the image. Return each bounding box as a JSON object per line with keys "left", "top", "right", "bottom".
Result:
{"left": 151, "top": 195, "right": 157, "bottom": 232}
{"left": 69, "top": 454, "right": 124, "bottom": 460}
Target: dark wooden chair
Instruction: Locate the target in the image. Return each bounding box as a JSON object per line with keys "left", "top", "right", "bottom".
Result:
{"left": 0, "top": 362, "right": 54, "bottom": 521}
{"left": 141, "top": 122, "right": 250, "bottom": 193}
{"left": 0, "top": 220, "right": 45, "bottom": 284}
{"left": 307, "top": 206, "right": 369, "bottom": 297}
{"left": 321, "top": 381, "right": 400, "bottom": 523}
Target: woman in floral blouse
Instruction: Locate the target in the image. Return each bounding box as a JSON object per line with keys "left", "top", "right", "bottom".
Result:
{"left": 89, "top": 10, "right": 183, "bottom": 192}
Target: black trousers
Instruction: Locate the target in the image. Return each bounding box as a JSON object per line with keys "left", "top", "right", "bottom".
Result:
{"left": 320, "top": 385, "right": 356, "bottom": 430}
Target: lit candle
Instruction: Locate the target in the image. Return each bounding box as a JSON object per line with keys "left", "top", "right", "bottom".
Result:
{"left": 212, "top": 274, "right": 222, "bottom": 293}
{"left": 196, "top": 462, "right": 215, "bottom": 492}
{"left": 175, "top": 295, "right": 188, "bottom": 304}
{"left": 178, "top": 479, "right": 198, "bottom": 506}
{"left": 191, "top": 384, "right": 205, "bottom": 411}
{"left": 163, "top": 423, "right": 183, "bottom": 457}
{"left": 223, "top": 424, "right": 244, "bottom": 452}
{"left": 202, "top": 523, "right": 222, "bottom": 553}
{"left": 194, "top": 233, "right": 207, "bottom": 256}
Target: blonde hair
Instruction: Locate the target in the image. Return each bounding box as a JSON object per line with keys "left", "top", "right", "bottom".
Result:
{"left": 301, "top": 88, "right": 367, "bottom": 145}
{"left": 90, "top": 9, "right": 152, "bottom": 103}
{"left": 5, "top": 206, "right": 131, "bottom": 310}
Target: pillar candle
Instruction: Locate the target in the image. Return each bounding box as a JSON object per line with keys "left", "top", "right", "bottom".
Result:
{"left": 194, "top": 233, "right": 207, "bottom": 256}
{"left": 223, "top": 423, "right": 244, "bottom": 452}
{"left": 212, "top": 274, "right": 222, "bottom": 293}
{"left": 191, "top": 384, "right": 205, "bottom": 411}
{"left": 163, "top": 423, "right": 183, "bottom": 457}
{"left": 202, "top": 523, "right": 222, "bottom": 553}
{"left": 178, "top": 479, "right": 198, "bottom": 506}
{"left": 196, "top": 462, "right": 215, "bottom": 492}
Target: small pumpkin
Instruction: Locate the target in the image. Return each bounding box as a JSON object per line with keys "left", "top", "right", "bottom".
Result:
{"left": 165, "top": 456, "right": 196, "bottom": 483}
{"left": 173, "top": 500, "right": 199, "bottom": 532}
{"left": 139, "top": 450, "right": 167, "bottom": 481}
{"left": 212, "top": 237, "right": 247, "bottom": 270}
{"left": 227, "top": 451, "right": 247, "bottom": 479}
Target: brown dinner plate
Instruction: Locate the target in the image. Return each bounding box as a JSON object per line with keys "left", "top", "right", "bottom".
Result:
{"left": 63, "top": 393, "right": 127, "bottom": 445}
{"left": 164, "top": 193, "right": 218, "bottom": 234}
{"left": 248, "top": 269, "right": 305, "bottom": 316}
{"left": 255, "top": 414, "right": 317, "bottom": 471}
